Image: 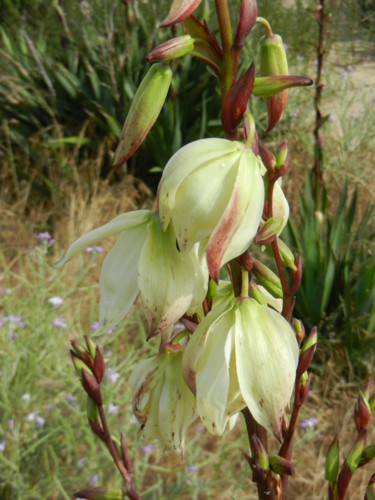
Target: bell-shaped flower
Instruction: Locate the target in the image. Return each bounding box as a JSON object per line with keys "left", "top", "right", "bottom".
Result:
{"left": 158, "top": 138, "right": 265, "bottom": 282}
{"left": 55, "top": 210, "right": 207, "bottom": 336}
{"left": 182, "top": 298, "right": 298, "bottom": 436}
{"left": 130, "top": 349, "right": 197, "bottom": 453}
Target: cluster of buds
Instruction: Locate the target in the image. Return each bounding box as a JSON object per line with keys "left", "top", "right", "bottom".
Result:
{"left": 71, "top": 337, "right": 140, "bottom": 500}
{"left": 325, "top": 380, "right": 375, "bottom": 499}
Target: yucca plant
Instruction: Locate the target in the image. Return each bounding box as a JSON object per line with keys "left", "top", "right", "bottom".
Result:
{"left": 284, "top": 173, "right": 375, "bottom": 372}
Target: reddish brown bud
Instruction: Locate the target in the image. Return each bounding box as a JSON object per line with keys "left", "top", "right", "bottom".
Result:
{"left": 94, "top": 347, "right": 106, "bottom": 383}
{"left": 88, "top": 418, "right": 106, "bottom": 441}
{"left": 82, "top": 370, "right": 102, "bottom": 406}
{"left": 354, "top": 391, "right": 371, "bottom": 432}
{"left": 292, "top": 318, "right": 305, "bottom": 346}
{"left": 269, "top": 455, "right": 295, "bottom": 476}
{"left": 161, "top": 0, "right": 203, "bottom": 27}
{"left": 183, "top": 16, "right": 222, "bottom": 74}
{"left": 289, "top": 255, "right": 303, "bottom": 295}
{"left": 250, "top": 434, "right": 269, "bottom": 470}
{"left": 234, "top": 0, "right": 258, "bottom": 49}
{"left": 221, "top": 63, "right": 255, "bottom": 139}
{"left": 297, "top": 345, "right": 315, "bottom": 378}
{"left": 258, "top": 142, "right": 276, "bottom": 171}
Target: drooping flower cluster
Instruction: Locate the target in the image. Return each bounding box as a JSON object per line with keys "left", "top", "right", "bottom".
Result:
{"left": 57, "top": 136, "right": 298, "bottom": 451}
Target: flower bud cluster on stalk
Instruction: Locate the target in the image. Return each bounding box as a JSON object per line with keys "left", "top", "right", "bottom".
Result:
{"left": 54, "top": 0, "right": 333, "bottom": 497}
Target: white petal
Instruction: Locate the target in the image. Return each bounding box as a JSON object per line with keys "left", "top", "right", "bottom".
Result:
{"left": 98, "top": 223, "right": 149, "bottom": 334}
{"left": 158, "top": 139, "right": 243, "bottom": 233}
{"left": 206, "top": 152, "right": 264, "bottom": 280}
{"left": 138, "top": 218, "right": 195, "bottom": 336}
{"left": 54, "top": 210, "right": 152, "bottom": 268}
{"left": 186, "top": 243, "right": 209, "bottom": 316}
{"left": 235, "top": 300, "right": 298, "bottom": 435}
{"left": 272, "top": 181, "right": 289, "bottom": 235}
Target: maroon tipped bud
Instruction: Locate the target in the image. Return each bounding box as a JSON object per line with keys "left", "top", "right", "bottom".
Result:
{"left": 301, "top": 327, "right": 318, "bottom": 354}
{"left": 299, "top": 372, "right": 312, "bottom": 405}
{"left": 145, "top": 35, "right": 194, "bottom": 62}
{"left": 94, "top": 347, "right": 106, "bottom": 383}
{"left": 121, "top": 434, "right": 132, "bottom": 473}
{"left": 354, "top": 391, "right": 371, "bottom": 432}
{"left": 337, "top": 462, "right": 352, "bottom": 499}
{"left": 234, "top": 0, "right": 258, "bottom": 49}
{"left": 258, "top": 141, "right": 276, "bottom": 171}
{"left": 292, "top": 318, "right": 305, "bottom": 346}
{"left": 221, "top": 63, "right": 255, "bottom": 139}
{"left": 254, "top": 217, "right": 284, "bottom": 245}
{"left": 297, "top": 344, "right": 315, "bottom": 378}
{"left": 82, "top": 370, "right": 102, "bottom": 406}
{"left": 84, "top": 335, "right": 97, "bottom": 359}
{"left": 275, "top": 141, "right": 289, "bottom": 169}
{"left": 88, "top": 418, "right": 106, "bottom": 441}
{"left": 269, "top": 455, "right": 295, "bottom": 476}
{"left": 250, "top": 434, "right": 269, "bottom": 470}
{"left": 161, "top": 0, "right": 203, "bottom": 27}
{"left": 289, "top": 256, "right": 303, "bottom": 295}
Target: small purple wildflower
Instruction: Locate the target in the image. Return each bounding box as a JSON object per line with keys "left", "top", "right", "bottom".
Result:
{"left": 35, "top": 416, "right": 46, "bottom": 428}
{"left": 195, "top": 425, "right": 205, "bottom": 432}
{"left": 77, "top": 457, "right": 86, "bottom": 469}
{"left": 37, "top": 232, "right": 51, "bottom": 241}
{"left": 21, "top": 393, "right": 31, "bottom": 402}
{"left": 90, "top": 474, "right": 99, "bottom": 486}
{"left": 90, "top": 321, "right": 100, "bottom": 331}
{"left": 142, "top": 444, "right": 154, "bottom": 454}
{"left": 8, "top": 420, "right": 14, "bottom": 430}
{"left": 289, "top": 111, "right": 298, "bottom": 119}
{"left": 47, "top": 296, "right": 64, "bottom": 307}
{"left": 86, "top": 245, "right": 104, "bottom": 254}
{"left": 0, "top": 315, "right": 25, "bottom": 328}
{"left": 187, "top": 465, "right": 199, "bottom": 473}
{"left": 108, "top": 404, "right": 119, "bottom": 416}
{"left": 66, "top": 394, "right": 77, "bottom": 406}
{"left": 0, "top": 441, "right": 6, "bottom": 453}
{"left": 300, "top": 417, "right": 319, "bottom": 430}
{"left": 11, "top": 332, "right": 18, "bottom": 341}
{"left": 51, "top": 317, "right": 68, "bottom": 329}
{"left": 0, "top": 287, "right": 11, "bottom": 296}
{"left": 106, "top": 368, "right": 120, "bottom": 384}
{"left": 106, "top": 349, "right": 113, "bottom": 357}
{"left": 328, "top": 114, "right": 336, "bottom": 123}
{"left": 283, "top": 43, "right": 289, "bottom": 50}
{"left": 347, "top": 65, "right": 353, "bottom": 72}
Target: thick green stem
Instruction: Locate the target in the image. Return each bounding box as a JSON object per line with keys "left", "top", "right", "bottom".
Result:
{"left": 215, "top": 0, "right": 235, "bottom": 96}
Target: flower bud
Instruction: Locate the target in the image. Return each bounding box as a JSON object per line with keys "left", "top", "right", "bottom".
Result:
{"left": 354, "top": 390, "right": 371, "bottom": 432}
{"left": 82, "top": 370, "right": 102, "bottom": 406}
{"left": 276, "top": 237, "right": 297, "bottom": 271}
{"left": 325, "top": 437, "right": 339, "bottom": 484}
{"left": 269, "top": 455, "right": 295, "bottom": 476}
{"left": 158, "top": 139, "right": 264, "bottom": 282}
{"left": 251, "top": 435, "right": 269, "bottom": 470}
{"left": 161, "top": 0, "right": 203, "bottom": 27}
{"left": 113, "top": 63, "right": 172, "bottom": 167}
{"left": 292, "top": 318, "right": 305, "bottom": 346}
{"left": 251, "top": 258, "right": 283, "bottom": 299}
{"left": 252, "top": 75, "right": 312, "bottom": 98}
{"left": 259, "top": 33, "right": 289, "bottom": 132}
{"left": 255, "top": 217, "right": 284, "bottom": 245}
{"left": 346, "top": 430, "right": 367, "bottom": 473}
{"left": 275, "top": 141, "right": 289, "bottom": 169}
{"left": 183, "top": 16, "right": 222, "bottom": 74}
{"left": 233, "top": 0, "right": 258, "bottom": 49}
{"left": 146, "top": 35, "right": 194, "bottom": 62}
{"left": 221, "top": 63, "right": 255, "bottom": 139}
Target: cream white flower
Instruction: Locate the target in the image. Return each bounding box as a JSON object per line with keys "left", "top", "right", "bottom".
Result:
{"left": 55, "top": 210, "right": 207, "bottom": 336}
{"left": 182, "top": 298, "right": 298, "bottom": 436}
{"left": 158, "top": 138, "right": 264, "bottom": 281}
{"left": 130, "top": 350, "right": 197, "bottom": 453}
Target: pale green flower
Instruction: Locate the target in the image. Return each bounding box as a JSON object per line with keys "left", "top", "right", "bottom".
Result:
{"left": 55, "top": 210, "right": 207, "bottom": 336}
{"left": 158, "top": 138, "right": 264, "bottom": 281}
{"left": 130, "top": 350, "right": 197, "bottom": 453}
{"left": 182, "top": 298, "right": 298, "bottom": 436}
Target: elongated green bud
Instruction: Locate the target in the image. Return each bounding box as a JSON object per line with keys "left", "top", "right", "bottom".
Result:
{"left": 113, "top": 63, "right": 172, "bottom": 168}
{"left": 276, "top": 237, "right": 297, "bottom": 271}
{"left": 252, "top": 258, "right": 283, "bottom": 299}
{"left": 260, "top": 34, "right": 288, "bottom": 132}
{"left": 325, "top": 437, "right": 339, "bottom": 484}
{"left": 146, "top": 35, "right": 194, "bottom": 62}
